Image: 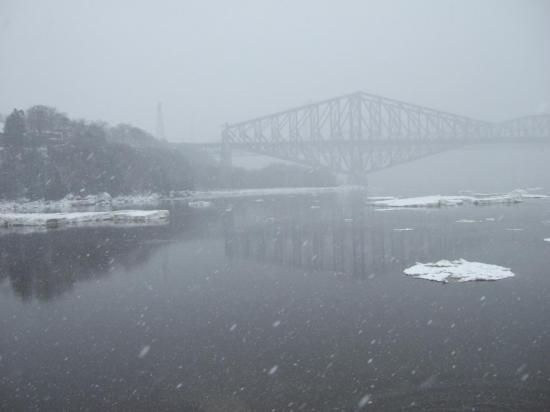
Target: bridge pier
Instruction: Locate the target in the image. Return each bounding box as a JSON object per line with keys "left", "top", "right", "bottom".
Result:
{"left": 220, "top": 142, "right": 232, "bottom": 187}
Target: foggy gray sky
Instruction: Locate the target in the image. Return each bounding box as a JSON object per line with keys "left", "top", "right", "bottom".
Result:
{"left": 1, "top": 0, "right": 549, "bottom": 142}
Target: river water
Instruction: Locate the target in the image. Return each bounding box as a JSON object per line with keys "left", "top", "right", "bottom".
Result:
{"left": 1, "top": 146, "right": 550, "bottom": 411}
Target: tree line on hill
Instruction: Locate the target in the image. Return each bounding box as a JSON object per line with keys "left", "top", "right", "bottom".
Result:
{"left": 0, "top": 106, "right": 193, "bottom": 200}
{"left": 0, "top": 105, "right": 336, "bottom": 201}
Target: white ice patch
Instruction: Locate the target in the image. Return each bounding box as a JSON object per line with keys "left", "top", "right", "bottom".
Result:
{"left": 471, "top": 192, "right": 522, "bottom": 205}
{"left": 522, "top": 193, "right": 550, "bottom": 199}
{"left": 373, "top": 190, "right": 524, "bottom": 209}
{"left": 393, "top": 228, "right": 414, "bottom": 231}
{"left": 373, "top": 195, "right": 467, "bottom": 208}
{"left": 544, "top": 238, "right": 550, "bottom": 242}
{"left": 403, "top": 259, "right": 515, "bottom": 283}
{"left": 188, "top": 200, "right": 212, "bottom": 209}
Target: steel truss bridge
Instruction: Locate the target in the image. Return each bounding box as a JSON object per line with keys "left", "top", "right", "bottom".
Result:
{"left": 220, "top": 91, "right": 550, "bottom": 179}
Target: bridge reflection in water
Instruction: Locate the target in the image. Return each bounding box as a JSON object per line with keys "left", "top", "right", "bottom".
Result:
{"left": 222, "top": 193, "right": 470, "bottom": 279}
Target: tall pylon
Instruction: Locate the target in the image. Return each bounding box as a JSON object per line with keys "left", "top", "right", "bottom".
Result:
{"left": 156, "top": 102, "right": 166, "bottom": 141}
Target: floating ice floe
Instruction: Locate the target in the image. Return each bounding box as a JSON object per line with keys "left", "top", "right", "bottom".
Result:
{"left": 520, "top": 192, "right": 550, "bottom": 199}
{"left": 373, "top": 190, "right": 525, "bottom": 209}
{"left": 188, "top": 200, "right": 213, "bottom": 209}
{"left": 373, "top": 195, "right": 467, "bottom": 208}
{"left": 367, "top": 196, "right": 396, "bottom": 201}
{"left": 544, "top": 238, "right": 550, "bottom": 243}
{"left": 471, "top": 192, "right": 523, "bottom": 205}
{"left": 0, "top": 210, "right": 169, "bottom": 228}
{"left": 403, "top": 259, "right": 515, "bottom": 283}
{"left": 393, "top": 228, "right": 414, "bottom": 231}
{"left": 456, "top": 219, "right": 483, "bottom": 223}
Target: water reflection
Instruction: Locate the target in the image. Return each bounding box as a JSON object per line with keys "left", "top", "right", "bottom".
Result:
{"left": 224, "top": 194, "right": 483, "bottom": 279}
{"left": 0, "top": 226, "right": 172, "bottom": 301}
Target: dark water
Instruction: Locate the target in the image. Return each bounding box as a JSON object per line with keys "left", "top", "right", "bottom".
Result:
{"left": 1, "top": 146, "right": 550, "bottom": 411}
{"left": 1, "top": 194, "right": 550, "bottom": 411}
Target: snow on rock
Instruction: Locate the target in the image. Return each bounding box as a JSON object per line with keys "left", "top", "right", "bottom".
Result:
{"left": 0, "top": 210, "right": 169, "bottom": 228}
{"left": 403, "top": 259, "right": 515, "bottom": 283}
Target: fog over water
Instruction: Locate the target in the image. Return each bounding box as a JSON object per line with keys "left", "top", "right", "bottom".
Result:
{"left": 1, "top": 0, "right": 550, "bottom": 141}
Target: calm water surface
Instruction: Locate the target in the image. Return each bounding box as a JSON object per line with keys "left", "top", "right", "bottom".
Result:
{"left": 1, "top": 189, "right": 550, "bottom": 411}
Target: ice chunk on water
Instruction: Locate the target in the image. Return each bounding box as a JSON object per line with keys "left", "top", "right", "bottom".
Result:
{"left": 403, "top": 259, "right": 515, "bottom": 283}
{"left": 374, "top": 190, "right": 524, "bottom": 208}
{"left": 188, "top": 200, "right": 212, "bottom": 209}
{"left": 373, "top": 195, "right": 467, "bottom": 208}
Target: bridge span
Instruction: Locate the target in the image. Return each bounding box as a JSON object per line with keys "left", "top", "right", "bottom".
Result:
{"left": 205, "top": 91, "right": 550, "bottom": 179}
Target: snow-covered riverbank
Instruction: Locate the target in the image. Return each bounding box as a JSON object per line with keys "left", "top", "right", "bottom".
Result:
{"left": 0, "top": 193, "right": 166, "bottom": 213}
{"left": 0, "top": 186, "right": 362, "bottom": 214}
{"left": 0, "top": 210, "right": 169, "bottom": 228}
{"left": 0, "top": 186, "right": 546, "bottom": 222}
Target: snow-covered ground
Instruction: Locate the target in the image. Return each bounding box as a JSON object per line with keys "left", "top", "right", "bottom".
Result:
{"left": 403, "top": 259, "right": 515, "bottom": 283}
{"left": 0, "top": 193, "right": 113, "bottom": 213}
{"left": 0, "top": 193, "right": 168, "bottom": 214}
{"left": 0, "top": 210, "right": 169, "bottom": 228}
